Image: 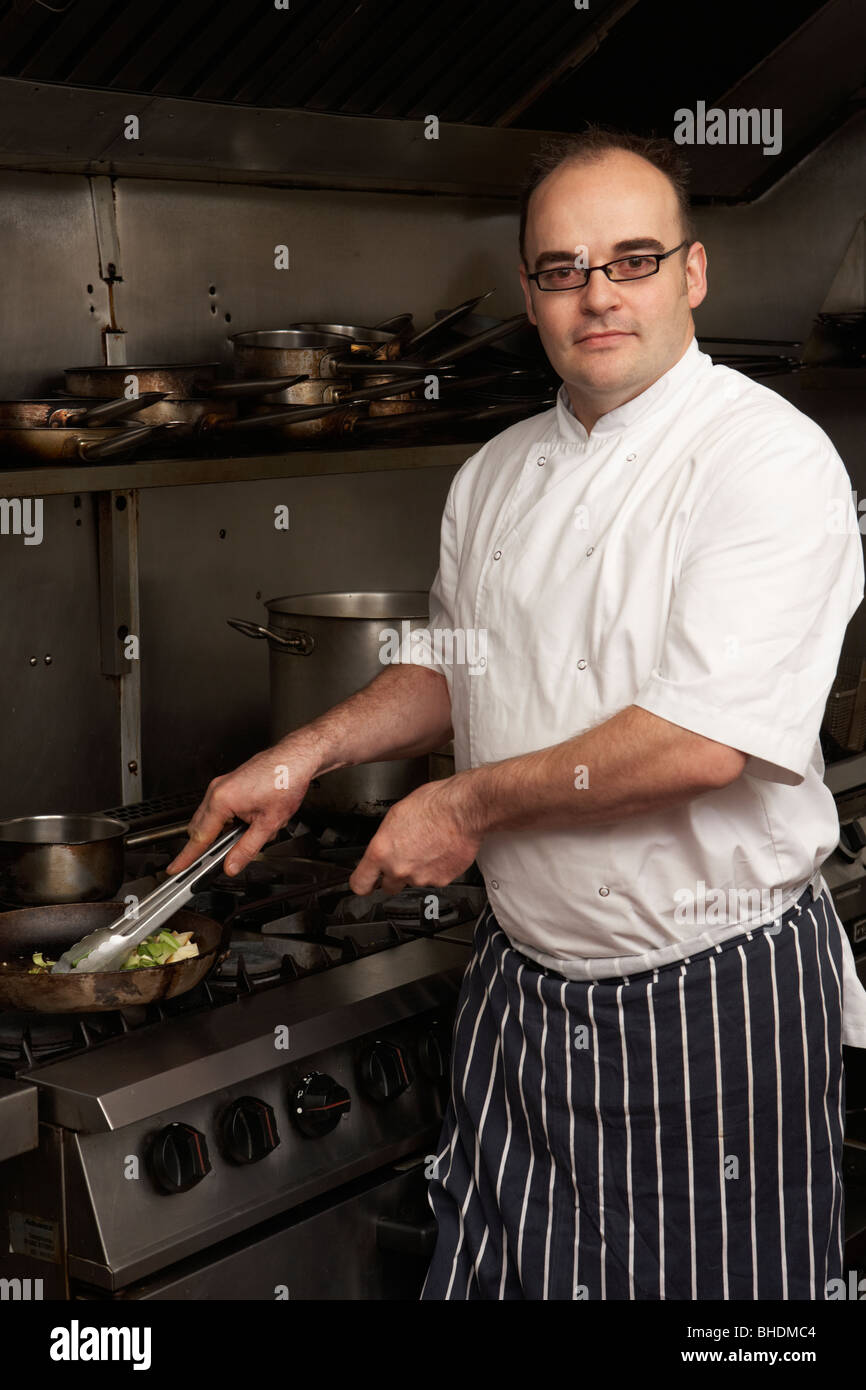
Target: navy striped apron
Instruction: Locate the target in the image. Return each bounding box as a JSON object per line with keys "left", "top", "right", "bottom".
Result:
{"left": 420, "top": 882, "right": 846, "bottom": 1300}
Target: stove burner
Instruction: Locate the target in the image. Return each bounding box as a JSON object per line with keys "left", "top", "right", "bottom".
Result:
{"left": 325, "top": 918, "right": 406, "bottom": 953}
{"left": 208, "top": 936, "right": 344, "bottom": 996}
{"left": 380, "top": 888, "right": 461, "bottom": 928}
{"left": 330, "top": 885, "right": 461, "bottom": 929}
{"left": 0, "top": 1010, "right": 127, "bottom": 1064}
{"left": 215, "top": 941, "right": 288, "bottom": 980}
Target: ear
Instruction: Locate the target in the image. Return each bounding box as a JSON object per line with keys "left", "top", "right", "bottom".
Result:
{"left": 685, "top": 242, "right": 708, "bottom": 311}
{"left": 518, "top": 262, "right": 537, "bottom": 325}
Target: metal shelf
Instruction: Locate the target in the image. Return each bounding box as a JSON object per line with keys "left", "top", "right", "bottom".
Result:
{"left": 0, "top": 77, "right": 544, "bottom": 199}
{"left": 0, "top": 441, "right": 470, "bottom": 497}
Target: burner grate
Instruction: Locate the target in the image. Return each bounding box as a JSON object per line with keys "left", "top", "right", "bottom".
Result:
{"left": 96, "top": 791, "right": 205, "bottom": 834}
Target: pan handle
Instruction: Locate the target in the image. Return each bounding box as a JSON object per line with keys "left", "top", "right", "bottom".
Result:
{"left": 331, "top": 358, "right": 435, "bottom": 376}
{"left": 76, "top": 393, "right": 167, "bottom": 426}
{"left": 373, "top": 313, "right": 414, "bottom": 336}
{"left": 215, "top": 401, "right": 342, "bottom": 431}
{"left": 401, "top": 290, "right": 495, "bottom": 354}
{"left": 77, "top": 424, "right": 156, "bottom": 461}
{"left": 124, "top": 821, "right": 191, "bottom": 848}
{"left": 421, "top": 313, "right": 530, "bottom": 367}
{"left": 227, "top": 618, "right": 315, "bottom": 655}
{"left": 335, "top": 374, "right": 429, "bottom": 403}
{"left": 203, "top": 375, "right": 310, "bottom": 397}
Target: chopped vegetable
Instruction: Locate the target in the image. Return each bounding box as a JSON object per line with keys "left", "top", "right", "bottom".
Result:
{"left": 29, "top": 928, "right": 198, "bottom": 974}
{"left": 28, "top": 951, "right": 57, "bottom": 974}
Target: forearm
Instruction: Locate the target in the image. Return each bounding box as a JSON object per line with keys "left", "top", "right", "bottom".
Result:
{"left": 282, "top": 663, "right": 454, "bottom": 777}
{"left": 456, "top": 704, "right": 740, "bottom": 836}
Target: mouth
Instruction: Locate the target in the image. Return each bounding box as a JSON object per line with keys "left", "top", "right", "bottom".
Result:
{"left": 575, "top": 330, "right": 633, "bottom": 345}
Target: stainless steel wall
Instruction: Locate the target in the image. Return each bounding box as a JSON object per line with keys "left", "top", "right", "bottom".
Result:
{"left": 138, "top": 469, "right": 455, "bottom": 797}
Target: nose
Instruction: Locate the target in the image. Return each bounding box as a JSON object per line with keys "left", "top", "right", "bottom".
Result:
{"left": 579, "top": 269, "right": 623, "bottom": 316}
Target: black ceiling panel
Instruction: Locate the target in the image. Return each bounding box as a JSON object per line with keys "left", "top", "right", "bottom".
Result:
{"left": 0, "top": 0, "right": 859, "bottom": 200}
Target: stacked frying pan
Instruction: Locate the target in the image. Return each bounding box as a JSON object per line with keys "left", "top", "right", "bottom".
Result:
{"left": 0, "top": 392, "right": 169, "bottom": 464}
{"left": 1, "top": 293, "right": 558, "bottom": 464}
{"left": 222, "top": 293, "right": 556, "bottom": 443}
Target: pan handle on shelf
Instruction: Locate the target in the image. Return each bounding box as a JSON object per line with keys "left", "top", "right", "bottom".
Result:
{"left": 74, "top": 392, "right": 167, "bottom": 426}
{"left": 400, "top": 290, "right": 494, "bottom": 354}
{"left": 420, "top": 312, "right": 530, "bottom": 367}
{"left": 373, "top": 312, "right": 414, "bottom": 338}
{"left": 330, "top": 358, "right": 436, "bottom": 376}
{"left": 227, "top": 618, "right": 315, "bottom": 655}
{"left": 203, "top": 375, "right": 310, "bottom": 397}
{"left": 77, "top": 423, "right": 156, "bottom": 461}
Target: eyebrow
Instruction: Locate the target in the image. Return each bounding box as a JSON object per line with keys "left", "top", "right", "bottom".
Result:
{"left": 534, "top": 237, "right": 666, "bottom": 269}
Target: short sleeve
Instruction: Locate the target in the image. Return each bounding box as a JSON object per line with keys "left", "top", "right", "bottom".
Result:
{"left": 632, "top": 430, "right": 864, "bottom": 785}
{"left": 421, "top": 481, "right": 459, "bottom": 683}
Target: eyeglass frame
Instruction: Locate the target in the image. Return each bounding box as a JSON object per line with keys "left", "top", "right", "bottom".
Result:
{"left": 526, "top": 240, "right": 690, "bottom": 292}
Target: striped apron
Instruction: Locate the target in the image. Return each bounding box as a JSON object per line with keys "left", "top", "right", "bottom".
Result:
{"left": 420, "top": 882, "right": 846, "bottom": 1300}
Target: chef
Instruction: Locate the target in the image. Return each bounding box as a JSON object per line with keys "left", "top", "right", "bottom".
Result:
{"left": 169, "top": 126, "right": 866, "bottom": 1301}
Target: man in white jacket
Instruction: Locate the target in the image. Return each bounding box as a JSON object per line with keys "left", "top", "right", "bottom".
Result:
{"left": 170, "top": 127, "right": 865, "bottom": 1300}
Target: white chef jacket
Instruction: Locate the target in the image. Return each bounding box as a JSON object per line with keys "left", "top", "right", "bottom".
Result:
{"left": 423, "top": 335, "right": 866, "bottom": 1047}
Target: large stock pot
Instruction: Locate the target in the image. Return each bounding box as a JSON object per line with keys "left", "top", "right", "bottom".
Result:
{"left": 228, "top": 591, "right": 433, "bottom": 818}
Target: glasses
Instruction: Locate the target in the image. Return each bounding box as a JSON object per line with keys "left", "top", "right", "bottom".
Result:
{"left": 527, "top": 240, "right": 689, "bottom": 292}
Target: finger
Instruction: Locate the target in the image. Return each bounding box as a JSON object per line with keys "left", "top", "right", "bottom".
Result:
{"left": 376, "top": 872, "right": 408, "bottom": 897}
{"left": 223, "top": 818, "right": 281, "bottom": 876}
{"left": 349, "top": 850, "right": 387, "bottom": 896}
{"left": 165, "top": 787, "right": 233, "bottom": 873}
{"left": 166, "top": 827, "right": 221, "bottom": 874}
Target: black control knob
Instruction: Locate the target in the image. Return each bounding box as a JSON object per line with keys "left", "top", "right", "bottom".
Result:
{"left": 221, "top": 1096, "right": 280, "bottom": 1164}
{"left": 291, "top": 1072, "right": 351, "bottom": 1137}
{"left": 418, "top": 1022, "right": 451, "bottom": 1082}
{"left": 358, "top": 1039, "right": 413, "bottom": 1102}
{"left": 148, "top": 1122, "right": 211, "bottom": 1194}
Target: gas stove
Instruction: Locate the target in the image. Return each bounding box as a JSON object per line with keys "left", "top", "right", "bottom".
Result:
{"left": 0, "top": 799, "right": 482, "bottom": 1300}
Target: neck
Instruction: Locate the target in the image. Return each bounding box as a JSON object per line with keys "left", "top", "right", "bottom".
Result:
{"left": 564, "top": 333, "right": 694, "bottom": 436}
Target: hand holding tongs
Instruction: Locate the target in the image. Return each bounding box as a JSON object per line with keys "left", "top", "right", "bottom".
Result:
{"left": 51, "top": 824, "right": 245, "bottom": 974}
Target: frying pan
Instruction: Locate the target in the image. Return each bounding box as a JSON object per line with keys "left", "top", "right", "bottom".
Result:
{"left": 0, "top": 394, "right": 165, "bottom": 429}
{"left": 223, "top": 369, "right": 540, "bottom": 441}
{"left": 0, "top": 902, "right": 223, "bottom": 1012}
{"left": 286, "top": 323, "right": 407, "bottom": 360}
{"left": 61, "top": 365, "right": 310, "bottom": 427}
{"left": 0, "top": 392, "right": 166, "bottom": 464}
{"left": 0, "top": 421, "right": 158, "bottom": 464}
{"left": 288, "top": 293, "right": 493, "bottom": 360}
{"left": 229, "top": 316, "right": 529, "bottom": 392}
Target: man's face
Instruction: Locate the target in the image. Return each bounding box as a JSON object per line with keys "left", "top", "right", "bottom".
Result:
{"left": 519, "top": 151, "right": 707, "bottom": 414}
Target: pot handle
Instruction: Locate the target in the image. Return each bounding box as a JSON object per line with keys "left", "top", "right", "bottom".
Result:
{"left": 227, "top": 618, "right": 315, "bottom": 655}
{"left": 77, "top": 423, "right": 156, "bottom": 461}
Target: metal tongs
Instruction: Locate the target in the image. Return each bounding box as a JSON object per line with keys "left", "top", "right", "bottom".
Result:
{"left": 51, "top": 824, "right": 246, "bottom": 974}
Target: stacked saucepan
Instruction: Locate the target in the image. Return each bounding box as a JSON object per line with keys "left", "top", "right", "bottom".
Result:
{"left": 0, "top": 293, "right": 557, "bottom": 464}
{"left": 0, "top": 392, "right": 172, "bottom": 464}
{"left": 43, "top": 295, "right": 555, "bottom": 458}
{"left": 223, "top": 293, "right": 554, "bottom": 442}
